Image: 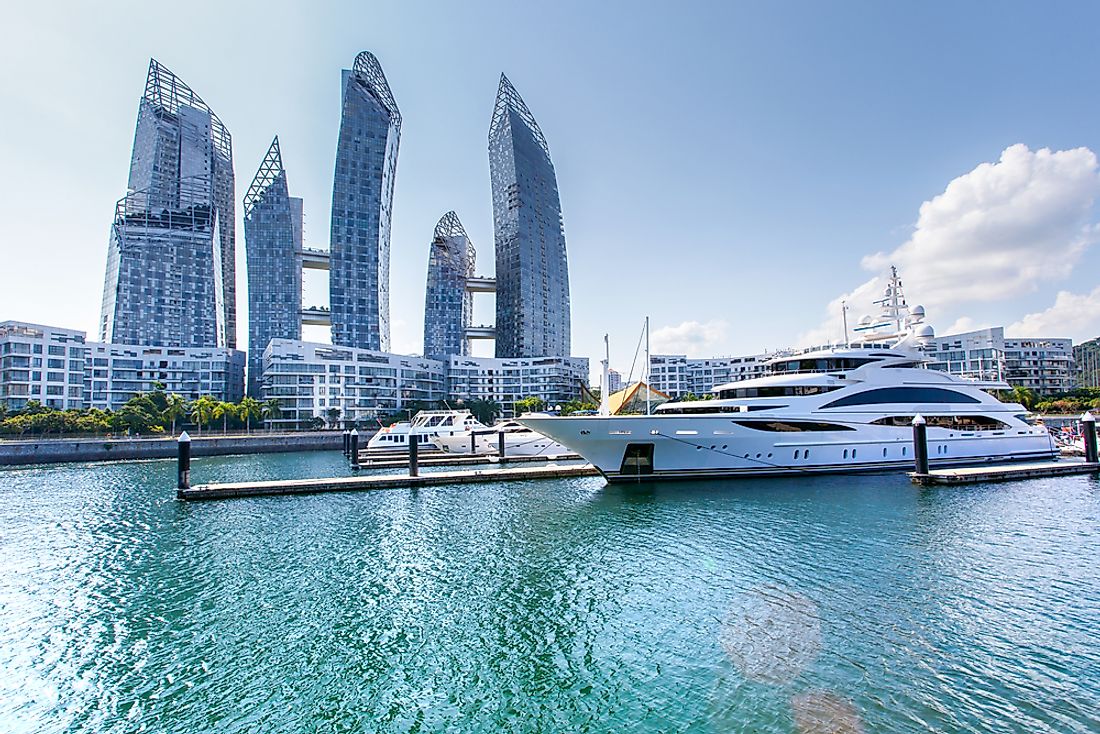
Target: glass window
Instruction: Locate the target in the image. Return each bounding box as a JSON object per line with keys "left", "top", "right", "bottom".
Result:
{"left": 733, "top": 420, "right": 856, "bottom": 432}
{"left": 822, "top": 387, "right": 980, "bottom": 408}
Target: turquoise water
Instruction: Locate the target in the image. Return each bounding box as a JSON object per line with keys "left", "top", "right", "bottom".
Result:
{"left": 1, "top": 452, "right": 1098, "bottom": 733}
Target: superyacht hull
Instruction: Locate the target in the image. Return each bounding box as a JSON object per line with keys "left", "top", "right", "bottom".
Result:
{"left": 519, "top": 414, "right": 1056, "bottom": 482}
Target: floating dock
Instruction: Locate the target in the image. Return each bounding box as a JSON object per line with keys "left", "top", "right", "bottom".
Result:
{"left": 909, "top": 460, "right": 1100, "bottom": 486}
{"left": 178, "top": 463, "right": 599, "bottom": 501}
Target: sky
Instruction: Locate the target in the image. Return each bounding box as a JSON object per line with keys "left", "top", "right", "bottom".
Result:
{"left": 3, "top": 0, "right": 1100, "bottom": 380}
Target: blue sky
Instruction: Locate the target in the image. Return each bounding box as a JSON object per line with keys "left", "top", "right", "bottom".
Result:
{"left": 3, "top": 1, "right": 1100, "bottom": 376}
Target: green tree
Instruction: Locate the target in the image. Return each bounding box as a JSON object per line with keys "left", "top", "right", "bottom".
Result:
{"left": 559, "top": 399, "right": 598, "bottom": 416}
{"left": 514, "top": 396, "right": 547, "bottom": 414}
{"left": 21, "top": 400, "right": 47, "bottom": 415}
{"left": 237, "top": 396, "right": 262, "bottom": 433}
{"left": 213, "top": 401, "right": 237, "bottom": 434}
{"left": 113, "top": 394, "right": 163, "bottom": 435}
{"left": 326, "top": 406, "right": 342, "bottom": 429}
{"left": 163, "top": 393, "right": 187, "bottom": 435}
{"left": 468, "top": 398, "right": 502, "bottom": 425}
{"left": 1009, "top": 385, "right": 1038, "bottom": 411}
{"left": 262, "top": 398, "right": 282, "bottom": 429}
{"left": 190, "top": 396, "right": 218, "bottom": 435}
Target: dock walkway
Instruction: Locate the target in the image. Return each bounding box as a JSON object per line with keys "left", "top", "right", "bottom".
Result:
{"left": 910, "top": 460, "right": 1099, "bottom": 485}
{"left": 179, "top": 463, "right": 600, "bottom": 501}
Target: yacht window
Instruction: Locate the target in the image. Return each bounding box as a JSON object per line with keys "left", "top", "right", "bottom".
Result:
{"left": 881, "top": 362, "right": 922, "bottom": 368}
{"left": 656, "top": 404, "right": 789, "bottom": 414}
{"left": 821, "top": 387, "right": 980, "bottom": 408}
{"left": 872, "top": 415, "right": 1009, "bottom": 431}
{"left": 769, "top": 357, "right": 880, "bottom": 374}
{"left": 715, "top": 385, "right": 842, "bottom": 400}
{"left": 732, "top": 420, "right": 856, "bottom": 432}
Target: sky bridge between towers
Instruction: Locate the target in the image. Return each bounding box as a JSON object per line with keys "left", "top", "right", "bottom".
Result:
{"left": 294, "top": 248, "right": 496, "bottom": 341}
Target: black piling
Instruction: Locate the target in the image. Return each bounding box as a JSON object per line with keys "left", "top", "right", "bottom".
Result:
{"left": 470, "top": 432, "right": 477, "bottom": 455}
{"left": 350, "top": 429, "right": 360, "bottom": 470}
{"left": 911, "top": 414, "right": 929, "bottom": 475}
{"left": 498, "top": 431, "right": 506, "bottom": 459}
{"left": 177, "top": 431, "right": 192, "bottom": 490}
{"left": 342, "top": 429, "right": 350, "bottom": 457}
{"left": 1083, "top": 413, "right": 1098, "bottom": 464}
{"left": 409, "top": 434, "right": 419, "bottom": 477}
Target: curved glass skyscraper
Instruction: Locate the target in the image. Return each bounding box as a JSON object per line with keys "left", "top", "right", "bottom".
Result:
{"left": 488, "top": 74, "right": 570, "bottom": 358}
{"left": 329, "top": 51, "right": 401, "bottom": 351}
{"left": 244, "top": 137, "right": 302, "bottom": 396}
{"left": 101, "top": 59, "right": 236, "bottom": 348}
{"left": 423, "top": 211, "right": 475, "bottom": 361}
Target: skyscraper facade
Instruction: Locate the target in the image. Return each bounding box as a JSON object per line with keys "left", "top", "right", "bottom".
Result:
{"left": 423, "top": 211, "right": 476, "bottom": 361}
{"left": 488, "top": 74, "right": 571, "bottom": 359}
{"left": 100, "top": 59, "right": 236, "bottom": 348}
{"left": 244, "top": 137, "right": 303, "bottom": 396}
{"left": 329, "top": 51, "right": 401, "bottom": 351}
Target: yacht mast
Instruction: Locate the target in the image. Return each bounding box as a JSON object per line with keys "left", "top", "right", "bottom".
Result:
{"left": 842, "top": 300, "right": 850, "bottom": 346}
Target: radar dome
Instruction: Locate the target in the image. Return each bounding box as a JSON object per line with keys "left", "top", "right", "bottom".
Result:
{"left": 915, "top": 324, "right": 935, "bottom": 338}
{"left": 911, "top": 305, "right": 925, "bottom": 317}
{"left": 859, "top": 315, "right": 872, "bottom": 325}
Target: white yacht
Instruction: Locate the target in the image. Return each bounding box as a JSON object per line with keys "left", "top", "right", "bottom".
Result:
{"left": 430, "top": 419, "right": 572, "bottom": 457}
{"left": 519, "top": 272, "right": 1056, "bottom": 482}
{"left": 367, "top": 410, "right": 486, "bottom": 452}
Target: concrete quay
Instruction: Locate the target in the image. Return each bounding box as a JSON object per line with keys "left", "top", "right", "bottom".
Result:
{"left": 0, "top": 431, "right": 352, "bottom": 467}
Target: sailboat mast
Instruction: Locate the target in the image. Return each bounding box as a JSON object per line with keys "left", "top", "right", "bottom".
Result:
{"left": 645, "top": 316, "right": 651, "bottom": 416}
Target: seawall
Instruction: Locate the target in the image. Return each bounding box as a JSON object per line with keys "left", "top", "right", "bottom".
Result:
{"left": 0, "top": 431, "right": 367, "bottom": 466}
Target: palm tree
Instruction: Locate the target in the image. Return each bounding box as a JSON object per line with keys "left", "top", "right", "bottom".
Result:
{"left": 190, "top": 395, "right": 218, "bottom": 436}
{"left": 213, "top": 401, "right": 236, "bottom": 434}
{"left": 262, "top": 398, "right": 283, "bottom": 431}
{"left": 163, "top": 393, "right": 187, "bottom": 435}
{"left": 237, "top": 396, "right": 262, "bottom": 434}
{"left": 1010, "top": 385, "right": 1038, "bottom": 411}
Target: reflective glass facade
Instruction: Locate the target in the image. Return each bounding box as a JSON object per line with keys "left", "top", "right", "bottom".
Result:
{"left": 489, "top": 75, "right": 571, "bottom": 358}
{"left": 101, "top": 177, "right": 224, "bottom": 348}
{"left": 101, "top": 59, "right": 236, "bottom": 348}
{"left": 423, "top": 211, "right": 475, "bottom": 361}
{"left": 329, "top": 51, "right": 401, "bottom": 351}
{"left": 244, "top": 137, "right": 302, "bottom": 396}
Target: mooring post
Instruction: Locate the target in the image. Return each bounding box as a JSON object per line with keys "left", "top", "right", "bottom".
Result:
{"left": 350, "top": 429, "right": 360, "bottom": 470}
{"left": 1082, "top": 412, "right": 1098, "bottom": 464}
{"left": 409, "top": 434, "right": 419, "bottom": 477}
{"left": 177, "top": 431, "right": 192, "bottom": 490}
{"left": 470, "top": 432, "right": 477, "bottom": 455}
{"left": 911, "top": 414, "right": 929, "bottom": 475}
{"left": 498, "top": 431, "right": 506, "bottom": 460}
{"left": 342, "top": 429, "right": 350, "bottom": 457}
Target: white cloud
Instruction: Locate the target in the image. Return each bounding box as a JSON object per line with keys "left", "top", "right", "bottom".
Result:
{"left": 801, "top": 144, "right": 1100, "bottom": 344}
{"left": 651, "top": 319, "right": 729, "bottom": 356}
{"left": 941, "top": 316, "right": 991, "bottom": 335}
{"left": 1006, "top": 286, "right": 1100, "bottom": 340}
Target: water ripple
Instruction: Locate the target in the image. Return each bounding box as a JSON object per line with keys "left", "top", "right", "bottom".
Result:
{"left": 0, "top": 456, "right": 1098, "bottom": 732}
